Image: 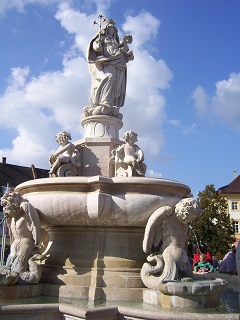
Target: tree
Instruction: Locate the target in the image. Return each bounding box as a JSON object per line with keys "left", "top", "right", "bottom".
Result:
{"left": 188, "top": 184, "right": 235, "bottom": 257}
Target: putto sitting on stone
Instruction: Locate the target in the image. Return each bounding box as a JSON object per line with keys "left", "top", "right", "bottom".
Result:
{"left": 49, "top": 131, "right": 81, "bottom": 177}
{"left": 110, "top": 130, "right": 147, "bottom": 177}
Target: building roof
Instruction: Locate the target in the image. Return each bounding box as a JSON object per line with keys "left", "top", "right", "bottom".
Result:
{"left": 0, "top": 159, "right": 49, "bottom": 193}
{"left": 219, "top": 175, "right": 240, "bottom": 194}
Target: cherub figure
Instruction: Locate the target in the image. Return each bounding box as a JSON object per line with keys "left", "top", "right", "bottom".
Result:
{"left": 111, "top": 130, "right": 146, "bottom": 177}
{"left": 0, "top": 192, "right": 43, "bottom": 284}
{"left": 119, "top": 34, "right": 134, "bottom": 62}
{"left": 49, "top": 131, "right": 80, "bottom": 177}
{"left": 141, "top": 198, "right": 200, "bottom": 289}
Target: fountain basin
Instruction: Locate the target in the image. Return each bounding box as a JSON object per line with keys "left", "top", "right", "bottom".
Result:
{"left": 14, "top": 176, "right": 192, "bottom": 301}
{"left": 15, "top": 176, "right": 191, "bottom": 227}
{"left": 143, "top": 278, "right": 228, "bottom": 309}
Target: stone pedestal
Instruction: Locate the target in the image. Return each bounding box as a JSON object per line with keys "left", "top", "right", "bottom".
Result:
{"left": 75, "top": 136, "right": 122, "bottom": 177}
{"left": 76, "top": 115, "right": 123, "bottom": 177}
{"left": 41, "top": 226, "right": 146, "bottom": 301}
{"left": 81, "top": 115, "right": 123, "bottom": 140}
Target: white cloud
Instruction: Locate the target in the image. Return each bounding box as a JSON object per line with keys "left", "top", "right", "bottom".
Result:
{"left": 122, "top": 11, "right": 160, "bottom": 48}
{"left": 0, "top": 0, "right": 68, "bottom": 15}
{"left": 192, "top": 86, "right": 208, "bottom": 116}
{"left": 0, "top": 127, "right": 50, "bottom": 168}
{"left": 146, "top": 169, "right": 162, "bottom": 179}
{"left": 7, "top": 67, "right": 30, "bottom": 91}
{"left": 0, "top": 58, "right": 89, "bottom": 167}
{"left": 168, "top": 119, "right": 196, "bottom": 136}
{"left": 55, "top": 3, "right": 94, "bottom": 55}
{"left": 118, "top": 11, "right": 172, "bottom": 159}
{"left": 192, "top": 73, "right": 240, "bottom": 130}
{"left": 0, "top": 0, "right": 112, "bottom": 16}
{"left": 0, "top": 4, "right": 173, "bottom": 171}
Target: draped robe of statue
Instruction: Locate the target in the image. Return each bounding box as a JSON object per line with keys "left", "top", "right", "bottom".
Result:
{"left": 87, "top": 25, "right": 127, "bottom": 110}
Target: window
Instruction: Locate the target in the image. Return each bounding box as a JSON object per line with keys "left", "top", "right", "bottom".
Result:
{"left": 234, "top": 221, "right": 239, "bottom": 234}
{"left": 232, "top": 202, "right": 238, "bottom": 210}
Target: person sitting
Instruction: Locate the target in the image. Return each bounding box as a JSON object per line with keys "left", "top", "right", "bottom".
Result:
{"left": 219, "top": 246, "right": 238, "bottom": 275}
{"left": 192, "top": 245, "right": 213, "bottom": 268}
{"left": 193, "top": 253, "right": 214, "bottom": 273}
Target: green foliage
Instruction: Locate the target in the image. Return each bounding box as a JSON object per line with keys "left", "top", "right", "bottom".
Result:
{"left": 189, "top": 184, "right": 235, "bottom": 256}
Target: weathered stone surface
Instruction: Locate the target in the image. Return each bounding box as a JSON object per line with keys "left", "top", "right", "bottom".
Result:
{"left": 0, "top": 283, "right": 43, "bottom": 299}
{"left": 49, "top": 131, "right": 81, "bottom": 177}
{"left": 143, "top": 277, "right": 228, "bottom": 309}
{"left": 0, "top": 192, "right": 43, "bottom": 285}
{"left": 159, "top": 278, "right": 227, "bottom": 296}
{"left": 86, "top": 17, "right": 134, "bottom": 116}
{"left": 110, "top": 130, "right": 146, "bottom": 177}
{"left": 141, "top": 199, "right": 200, "bottom": 289}
{"left": 16, "top": 176, "right": 190, "bottom": 226}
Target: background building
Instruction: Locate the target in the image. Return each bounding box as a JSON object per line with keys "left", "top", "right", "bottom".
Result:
{"left": 219, "top": 171, "right": 240, "bottom": 242}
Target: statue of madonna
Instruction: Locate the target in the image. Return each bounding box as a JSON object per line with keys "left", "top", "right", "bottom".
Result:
{"left": 86, "top": 17, "right": 134, "bottom": 118}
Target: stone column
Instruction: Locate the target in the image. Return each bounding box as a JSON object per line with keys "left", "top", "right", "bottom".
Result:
{"left": 75, "top": 115, "right": 123, "bottom": 177}
{"left": 41, "top": 226, "right": 146, "bottom": 301}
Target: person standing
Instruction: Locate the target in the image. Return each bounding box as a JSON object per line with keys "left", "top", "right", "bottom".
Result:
{"left": 212, "top": 255, "right": 219, "bottom": 271}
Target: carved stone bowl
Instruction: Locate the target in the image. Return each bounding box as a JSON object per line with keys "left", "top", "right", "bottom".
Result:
{"left": 14, "top": 176, "right": 191, "bottom": 301}
{"left": 15, "top": 176, "right": 191, "bottom": 227}
{"left": 143, "top": 278, "right": 228, "bottom": 309}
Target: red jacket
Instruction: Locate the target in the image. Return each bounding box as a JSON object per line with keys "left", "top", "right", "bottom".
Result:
{"left": 192, "top": 252, "right": 213, "bottom": 268}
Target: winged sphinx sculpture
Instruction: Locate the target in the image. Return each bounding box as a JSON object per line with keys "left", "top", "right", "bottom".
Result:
{"left": 141, "top": 198, "right": 200, "bottom": 289}
{"left": 0, "top": 192, "right": 44, "bottom": 285}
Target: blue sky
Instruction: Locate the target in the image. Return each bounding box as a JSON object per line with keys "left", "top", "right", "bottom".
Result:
{"left": 1, "top": 0, "right": 240, "bottom": 197}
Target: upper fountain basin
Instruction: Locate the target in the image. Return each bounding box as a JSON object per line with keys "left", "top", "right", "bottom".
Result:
{"left": 15, "top": 176, "right": 191, "bottom": 227}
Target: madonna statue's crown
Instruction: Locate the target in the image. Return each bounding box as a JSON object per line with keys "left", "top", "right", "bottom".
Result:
{"left": 104, "top": 18, "right": 116, "bottom": 27}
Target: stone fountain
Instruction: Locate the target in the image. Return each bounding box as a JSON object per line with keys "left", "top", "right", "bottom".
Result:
{"left": 0, "top": 16, "right": 232, "bottom": 320}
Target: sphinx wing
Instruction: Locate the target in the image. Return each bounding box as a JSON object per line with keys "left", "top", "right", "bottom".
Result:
{"left": 21, "top": 201, "right": 42, "bottom": 247}
{"left": 143, "top": 206, "right": 172, "bottom": 253}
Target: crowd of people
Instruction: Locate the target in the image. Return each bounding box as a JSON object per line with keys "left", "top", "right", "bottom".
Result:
{"left": 190, "top": 245, "right": 238, "bottom": 275}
